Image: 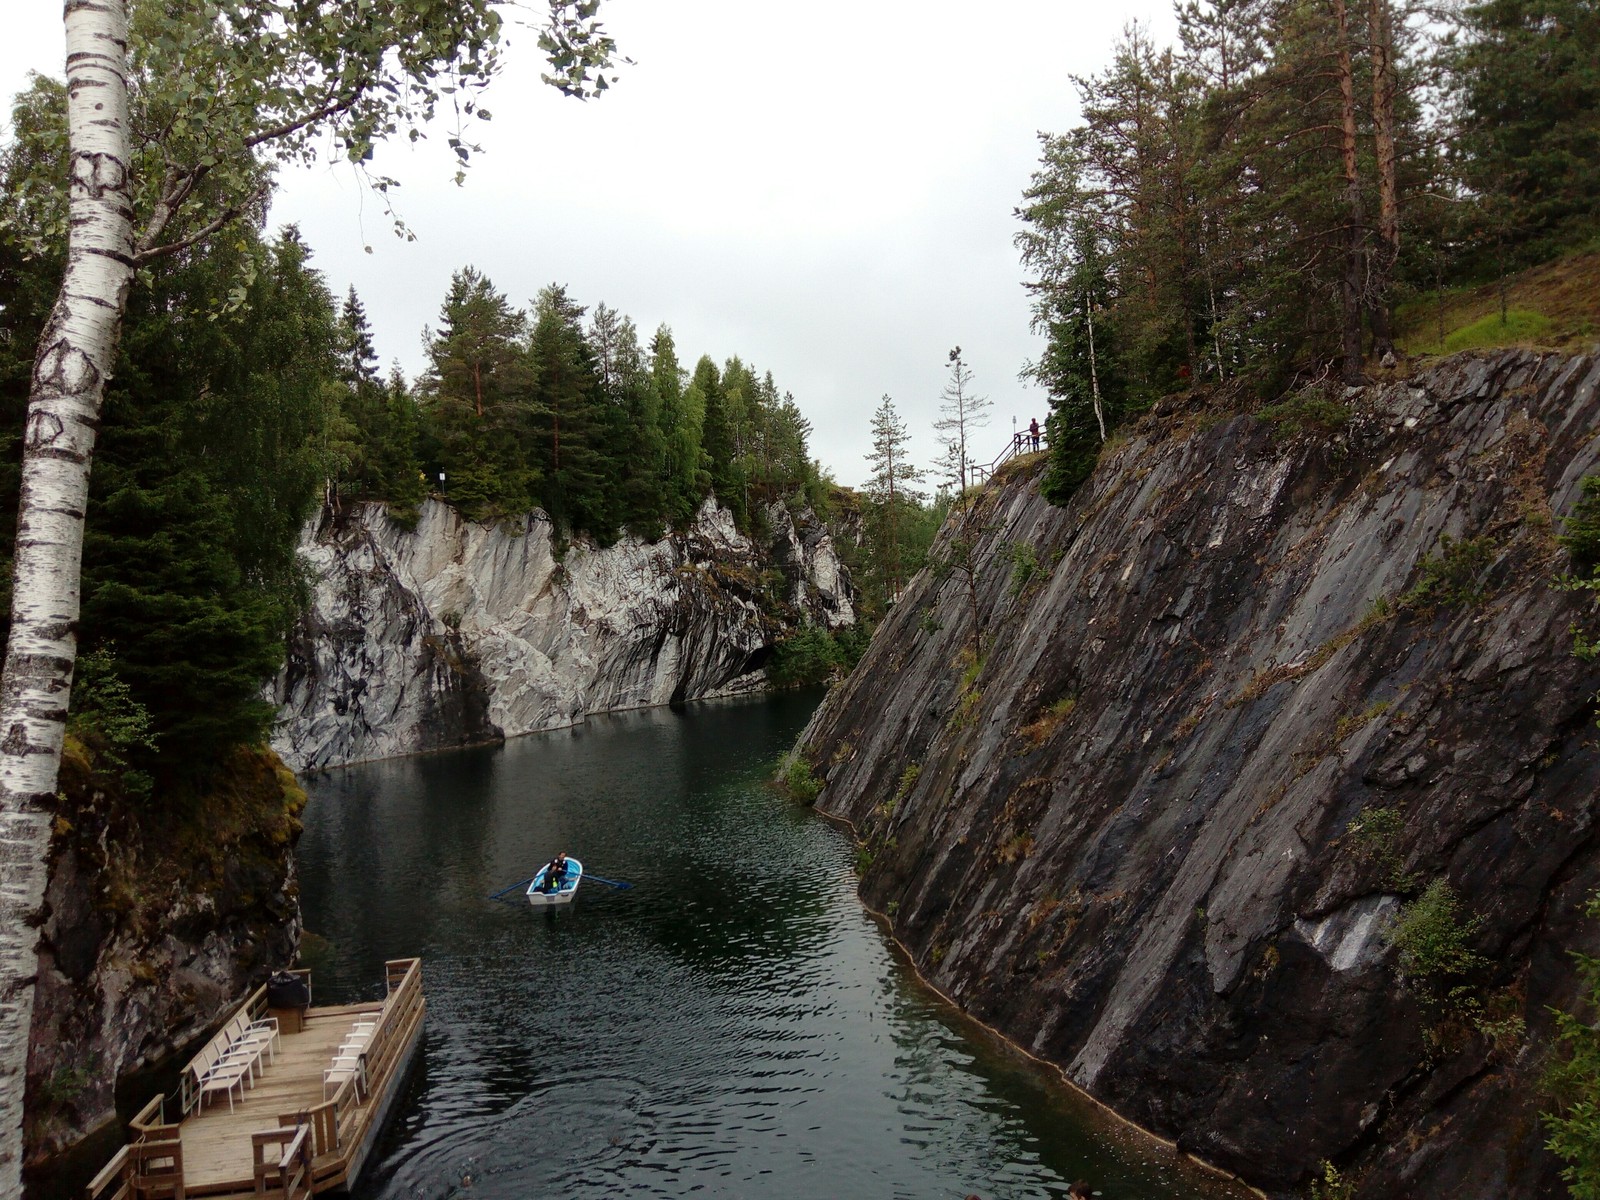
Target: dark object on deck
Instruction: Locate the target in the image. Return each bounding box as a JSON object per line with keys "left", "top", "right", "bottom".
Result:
{"left": 266, "top": 971, "right": 311, "bottom": 1009}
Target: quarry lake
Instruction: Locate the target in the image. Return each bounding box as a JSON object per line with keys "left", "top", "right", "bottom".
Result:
{"left": 298, "top": 690, "right": 1250, "bottom": 1200}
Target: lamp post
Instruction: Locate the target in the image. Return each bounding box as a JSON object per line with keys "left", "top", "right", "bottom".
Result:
{"left": 438, "top": 471, "right": 446, "bottom": 495}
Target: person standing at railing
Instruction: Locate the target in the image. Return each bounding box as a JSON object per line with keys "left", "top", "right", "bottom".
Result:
{"left": 1029, "top": 418, "right": 1041, "bottom": 451}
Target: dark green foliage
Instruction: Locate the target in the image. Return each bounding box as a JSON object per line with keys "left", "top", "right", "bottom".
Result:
{"left": 1447, "top": 0, "right": 1600, "bottom": 267}
{"left": 1256, "top": 390, "right": 1353, "bottom": 436}
{"left": 1388, "top": 879, "right": 1494, "bottom": 1052}
{"left": 1561, "top": 476, "right": 1600, "bottom": 571}
{"left": 403, "top": 276, "right": 824, "bottom": 542}
{"left": 1401, "top": 535, "right": 1497, "bottom": 609}
{"left": 331, "top": 290, "right": 425, "bottom": 518}
{"left": 0, "top": 192, "right": 338, "bottom": 780}
{"left": 696, "top": 356, "right": 745, "bottom": 527}
{"left": 78, "top": 228, "right": 336, "bottom": 773}
{"left": 774, "top": 750, "right": 822, "bottom": 804}
{"left": 1003, "top": 540, "right": 1043, "bottom": 597}
{"left": 767, "top": 625, "right": 873, "bottom": 688}
{"left": 528, "top": 284, "right": 615, "bottom": 538}
{"left": 1346, "top": 804, "right": 1414, "bottom": 890}
{"left": 652, "top": 327, "right": 707, "bottom": 525}
{"left": 1018, "top": 0, "right": 1592, "bottom": 407}
{"left": 1544, "top": 891, "right": 1600, "bottom": 1198}
{"left": 418, "top": 267, "right": 538, "bottom": 522}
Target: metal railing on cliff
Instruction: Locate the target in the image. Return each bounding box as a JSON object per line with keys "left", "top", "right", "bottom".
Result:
{"left": 966, "top": 428, "right": 1047, "bottom": 489}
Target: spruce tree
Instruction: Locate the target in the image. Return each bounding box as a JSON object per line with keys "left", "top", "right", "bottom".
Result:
{"left": 651, "top": 326, "right": 706, "bottom": 525}
{"left": 529, "top": 283, "right": 612, "bottom": 537}
{"left": 419, "top": 267, "right": 536, "bottom": 521}
{"left": 1448, "top": 0, "right": 1600, "bottom": 264}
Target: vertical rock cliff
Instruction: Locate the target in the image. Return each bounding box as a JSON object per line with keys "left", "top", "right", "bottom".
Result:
{"left": 272, "top": 496, "right": 854, "bottom": 771}
{"left": 797, "top": 350, "right": 1600, "bottom": 1197}
{"left": 26, "top": 746, "right": 302, "bottom": 1173}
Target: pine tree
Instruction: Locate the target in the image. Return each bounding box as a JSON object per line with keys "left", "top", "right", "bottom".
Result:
{"left": 933, "top": 346, "right": 990, "bottom": 491}
{"left": 932, "top": 347, "right": 990, "bottom": 651}
{"left": 863, "top": 395, "right": 925, "bottom": 602}
{"left": 529, "top": 283, "right": 612, "bottom": 537}
{"left": 697, "top": 355, "right": 749, "bottom": 527}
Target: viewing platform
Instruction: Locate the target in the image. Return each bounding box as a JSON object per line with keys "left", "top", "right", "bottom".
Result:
{"left": 86, "top": 958, "right": 425, "bottom": 1200}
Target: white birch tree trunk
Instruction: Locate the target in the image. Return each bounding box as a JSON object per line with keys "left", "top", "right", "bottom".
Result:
{"left": 0, "top": 3, "right": 135, "bottom": 1193}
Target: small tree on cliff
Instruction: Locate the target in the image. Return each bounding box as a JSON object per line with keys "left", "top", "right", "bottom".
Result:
{"left": 932, "top": 348, "right": 990, "bottom": 652}
{"left": 863, "top": 395, "right": 924, "bottom": 604}
{"left": 0, "top": 5, "right": 621, "bottom": 1191}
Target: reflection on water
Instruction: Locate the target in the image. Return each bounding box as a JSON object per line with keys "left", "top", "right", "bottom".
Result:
{"left": 297, "top": 691, "right": 1247, "bottom": 1200}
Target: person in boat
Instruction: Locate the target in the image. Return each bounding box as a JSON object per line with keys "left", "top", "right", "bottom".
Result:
{"left": 540, "top": 855, "right": 563, "bottom": 893}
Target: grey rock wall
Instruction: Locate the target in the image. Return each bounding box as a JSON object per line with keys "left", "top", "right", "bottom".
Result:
{"left": 273, "top": 496, "right": 853, "bottom": 771}
{"left": 798, "top": 350, "right": 1600, "bottom": 1198}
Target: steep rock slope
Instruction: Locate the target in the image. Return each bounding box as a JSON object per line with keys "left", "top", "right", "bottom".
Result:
{"left": 798, "top": 350, "right": 1600, "bottom": 1198}
{"left": 273, "top": 497, "right": 853, "bottom": 771}
{"left": 26, "top": 746, "right": 301, "bottom": 1172}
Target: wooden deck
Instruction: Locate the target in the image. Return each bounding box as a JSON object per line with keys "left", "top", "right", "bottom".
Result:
{"left": 87, "top": 960, "right": 426, "bottom": 1200}
{"left": 180, "top": 1004, "right": 381, "bottom": 1192}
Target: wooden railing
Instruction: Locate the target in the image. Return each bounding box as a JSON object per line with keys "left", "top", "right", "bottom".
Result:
{"left": 278, "top": 959, "right": 425, "bottom": 1190}
{"left": 128, "top": 1095, "right": 167, "bottom": 1136}
{"left": 253, "top": 1124, "right": 314, "bottom": 1199}
{"left": 86, "top": 1106, "right": 182, "bottom": 1200}
{"left": 84, "top": 1147, "right": 131, "bottom": 1200}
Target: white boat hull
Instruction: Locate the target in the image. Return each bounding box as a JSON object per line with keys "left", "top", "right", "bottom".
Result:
{"left": 527, "top": 857, "right": 583, "bottom": 906}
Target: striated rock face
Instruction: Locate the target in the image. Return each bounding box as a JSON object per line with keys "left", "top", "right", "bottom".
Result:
{"left": 273, "top": 496, "right": 854, "bottom": 771}
{"left": 27, "top": 748, "right": 302, "bottom": 1169}
{"left": 797, "top": 350, "right": 1600, "bottom": 1198}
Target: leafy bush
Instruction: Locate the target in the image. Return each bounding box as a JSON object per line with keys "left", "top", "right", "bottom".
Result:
{"left": 1545, "top": 892, "right": 1600, "bottom": 1198}
{"left": 1561, "top": 475, "right": 1600, "bottom": 572}
{"left": 1401, "top": 535, "right": 1496, "bottom": 609}
{"left": 1257, "top": 390, "right": 1352, "bottom": 435}
{"left": 67, "top": 647, "right": 157, "bottom": 799}
{"left": 1391, "top": 879, "right": 1485, "bottom": 986}
{"left": 1003, "top": 540, "right": 1043, "bottom": 597}
{"left": 767, "top": 625, "right": 872, "bottom": 688}
{"left": 774, "top": 752, "right": 821, "bottom": 804}
{"left": 1346, "top": 804, "right": 1413, "bottom": 891}
{"left": 1389, "top": 880, "right": 1496, "bottom": 1053}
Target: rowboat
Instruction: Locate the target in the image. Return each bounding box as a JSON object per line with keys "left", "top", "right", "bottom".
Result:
{"left": 526, "top": 856, "right": 583, "bottom": 906}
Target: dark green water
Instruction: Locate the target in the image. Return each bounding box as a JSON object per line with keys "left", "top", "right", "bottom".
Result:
{"left": 298, "top": 691, "right": 1249, "bottom": 1200}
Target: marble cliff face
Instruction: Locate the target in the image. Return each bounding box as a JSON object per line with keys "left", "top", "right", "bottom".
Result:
{"left": 798, "top": 351, "right": 1600, "bottom": 1198}
{"left": 272, "top": 496, "right": 854, "bottom": 771}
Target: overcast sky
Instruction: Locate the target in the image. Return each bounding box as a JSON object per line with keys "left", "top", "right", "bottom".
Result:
{"left": 2, "top": 1, "right": 1176, "bottom": 489}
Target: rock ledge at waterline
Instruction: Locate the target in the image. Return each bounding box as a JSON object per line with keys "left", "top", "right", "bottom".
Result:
{"left": 272, "top": 496, "right": 854, "bottom": 771}
{"left": 798, "top": 349, "right": 1600, "bottom": 1198}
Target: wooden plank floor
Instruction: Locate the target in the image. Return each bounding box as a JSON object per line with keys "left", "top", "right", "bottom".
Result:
{"left": 179, "top": 1007, "right": 384, "bottom": 1191}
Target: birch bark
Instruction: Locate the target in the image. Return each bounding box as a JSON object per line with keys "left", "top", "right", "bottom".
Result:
{"left": 0, "top": 3, "right": 135, "bottom": 1195}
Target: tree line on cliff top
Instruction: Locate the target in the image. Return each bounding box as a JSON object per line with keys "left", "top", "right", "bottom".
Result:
{"left": 334, "top": 268, "right": 827, "bottom": 538}
{"left": 1021, "top": 0, "right": 1600, "bottom": 504}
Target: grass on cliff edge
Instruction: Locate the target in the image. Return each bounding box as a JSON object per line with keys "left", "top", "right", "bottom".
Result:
{"left": 1397, "top": 247, "right": 1600, "bottom": 355}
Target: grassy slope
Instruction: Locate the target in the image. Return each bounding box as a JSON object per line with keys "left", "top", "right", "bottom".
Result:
{"left": 1397, "top": 245, "right": 1600, "bottom": 356}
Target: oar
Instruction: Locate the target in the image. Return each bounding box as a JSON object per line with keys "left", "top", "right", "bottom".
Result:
{"left": 487, "top": 876, "right": 535, "bottom": 900}
{"left": 584, "top": 874, "right": 635, "bottom": 890}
